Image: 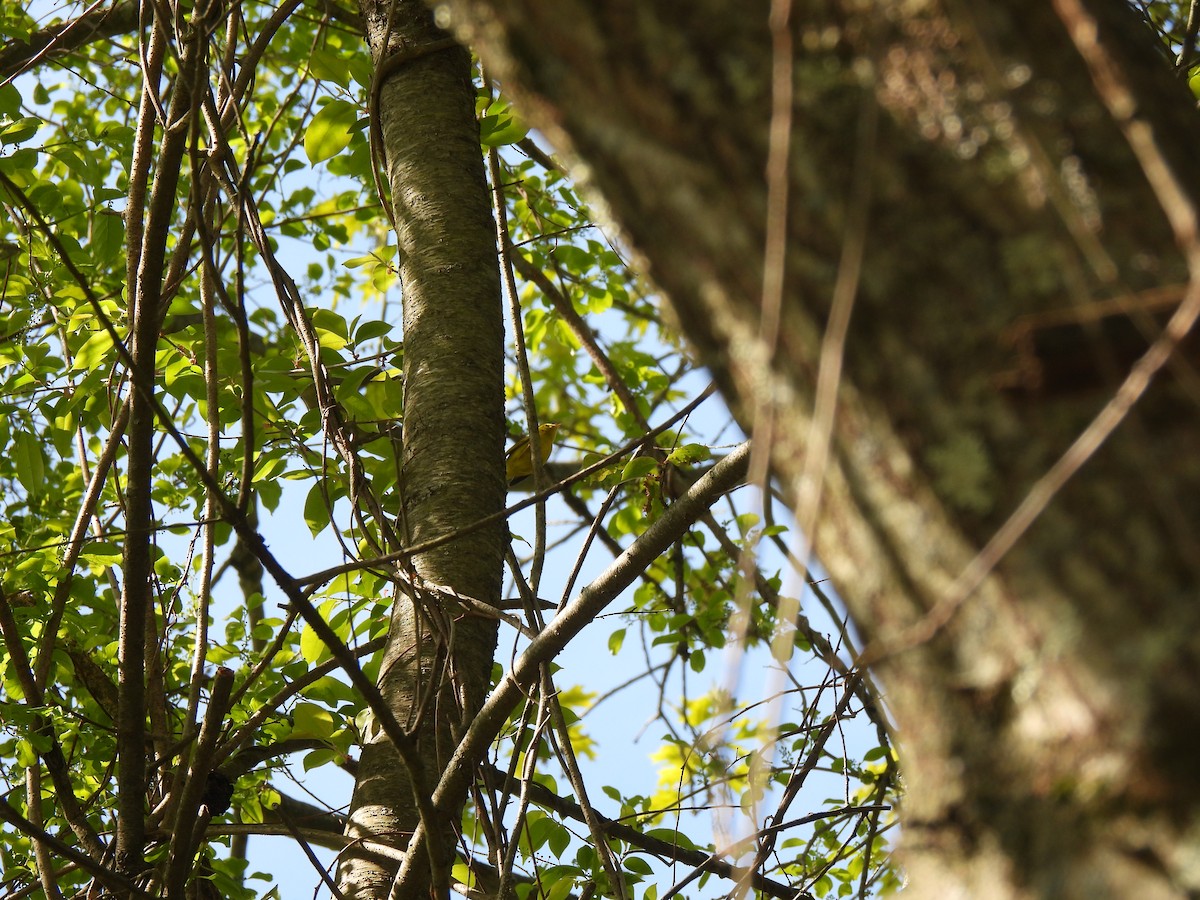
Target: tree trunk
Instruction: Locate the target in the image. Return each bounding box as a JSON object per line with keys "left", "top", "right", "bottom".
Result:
{"left": 432, "top": 0, "right": 1200, "bottom": 896}
{"left": 338, "top": 3, "right": 505, "bottom": 898}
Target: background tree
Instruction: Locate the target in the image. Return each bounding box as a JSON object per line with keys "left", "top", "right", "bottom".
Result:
{"left": 430, "top": 0, "right": 1200, "bottom": 897}
{"left": 0, "top": 2, "right": 893, "bottom": 900}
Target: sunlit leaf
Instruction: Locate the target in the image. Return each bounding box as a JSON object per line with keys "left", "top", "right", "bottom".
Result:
{"left": 304, "top": 99, "right": 359, "bottom": 163}
{"left": 13, "top": 430, "right": 45, "bottom": 495}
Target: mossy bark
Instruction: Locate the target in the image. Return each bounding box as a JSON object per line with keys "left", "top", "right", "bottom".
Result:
{"left": 434, "top": 0, "right": 1200, "bottom": 895}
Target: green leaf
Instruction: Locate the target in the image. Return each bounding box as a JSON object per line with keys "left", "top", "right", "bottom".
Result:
{"left": 72, "top": 329, "right": 116, "bottom": 370}
{"left": 451, "top": 862, "right": 473, "bottom": 891}
{"left": 303, "top": 747, "right": 338, "bottom": 770}
{"left": 624, "top": 856, "right": 653, "bottom": 876}
{"left": 304, "top": 99, "right": 359, "bottom": 163}
{"left": 291, "top": 703, "right": 336, "bottom": 740}
{"left": 13, "top": 430, "right": 45, "bottom": 495}
{"left": 621, "top": 457, "right": 658, "bottom": 481}
{"left": 546, "top": 875, "right": 574, "bottom": 900}
{"left": 735, "top": 512, "right": 760, "bottom": 533}
{"left": 300, "top": 600, "right": 339, "bottom": 664}
{"left": 307, "top": 48, "right": 354, "bottom": 89}
{"left": 303, "top": 483, "right": 333, "bottom": 537}
{"left": 0, "top": 82, "right": 19, "bottom": 117}
{"left": 79, "top": 541, "right": 122, "bottom": 572}
{"left": 607, "top": 628, "right": 625, "bottom": 655}
{"left": 354, "top": 319, "right": 393, "bottom": 342}
{"left": 479, "top": 112, "right": 529, "bottom": 147}
{"left": 553, "top": 244, "right": 591, "bottom": 271}
{"left": 16, "top": 739, "right": 37, "bottom": 767}
{"left": 363, "top": 372, "right": 403, "bottom": 421}
{"left": 254, "top": 455, "right": 286, "bottom": 484}
{"left": 304, "top": 675, "right": 358, "bottom": 706}
{"left": 0, "top": 116, "right": 40, "bottom": 146}
{"left": 90, "top": 210, "right": 124, "bottom": 261}
{"left": 666, "top": 443, "right": 711, "bottom": 466}
{"left": 310, "top": 307, "right": 349, "bottom": 350}
{"left": 548, "top": 821, "right": 571, "bottom": 857}
{"left": 645, "top": 828, "right": 697, "bottom": 851}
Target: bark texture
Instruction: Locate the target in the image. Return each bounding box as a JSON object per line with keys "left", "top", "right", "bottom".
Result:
{"left": 338, "top": 3, "right": 505, "bottom": 898}
{"left": 433, "top": 0, "right": 1200, "bottom": 896}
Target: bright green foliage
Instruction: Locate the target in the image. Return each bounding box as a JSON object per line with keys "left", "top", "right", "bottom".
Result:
{"left": 0, "top": 1, "right": 899, "bottom": 898}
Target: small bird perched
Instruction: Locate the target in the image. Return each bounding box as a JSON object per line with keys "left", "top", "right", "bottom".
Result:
{"left": 506, "top": 423, "right": 559, "bottom": 486}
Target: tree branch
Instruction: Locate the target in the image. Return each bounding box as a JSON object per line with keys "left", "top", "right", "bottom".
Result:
{"left": 391, "top": 441, "right": 752, "bottom": 892}
{"left": 0, "top": 1, "right": 139, "bottom": 83}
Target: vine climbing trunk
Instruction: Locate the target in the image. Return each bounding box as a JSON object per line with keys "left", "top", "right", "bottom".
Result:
{"left": 338, "top": 2, "right": 506, "bottom": 899}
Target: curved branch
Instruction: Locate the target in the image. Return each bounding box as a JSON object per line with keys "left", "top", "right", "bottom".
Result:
{"left": 391, "top": 441, "right": 752, "bottom": 892}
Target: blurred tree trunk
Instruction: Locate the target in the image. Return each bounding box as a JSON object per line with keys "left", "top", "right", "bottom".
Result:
{"left": 432, "top": 0, "right": 1200, "bottom": 896}
{"left": 337, "top": 2, "right": 506, "bottom": 898}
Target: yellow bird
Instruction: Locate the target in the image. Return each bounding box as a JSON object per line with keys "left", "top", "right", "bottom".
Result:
{"left": 506, "top": 423, "right": 559, "bottom": 486}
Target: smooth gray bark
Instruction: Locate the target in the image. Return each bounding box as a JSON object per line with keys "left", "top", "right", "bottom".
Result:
{"left": 338, "top": 3, "right": 506, "bottom": 898}
{"left": 431, "top": 1, "right": 1200, "bottom": 896}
